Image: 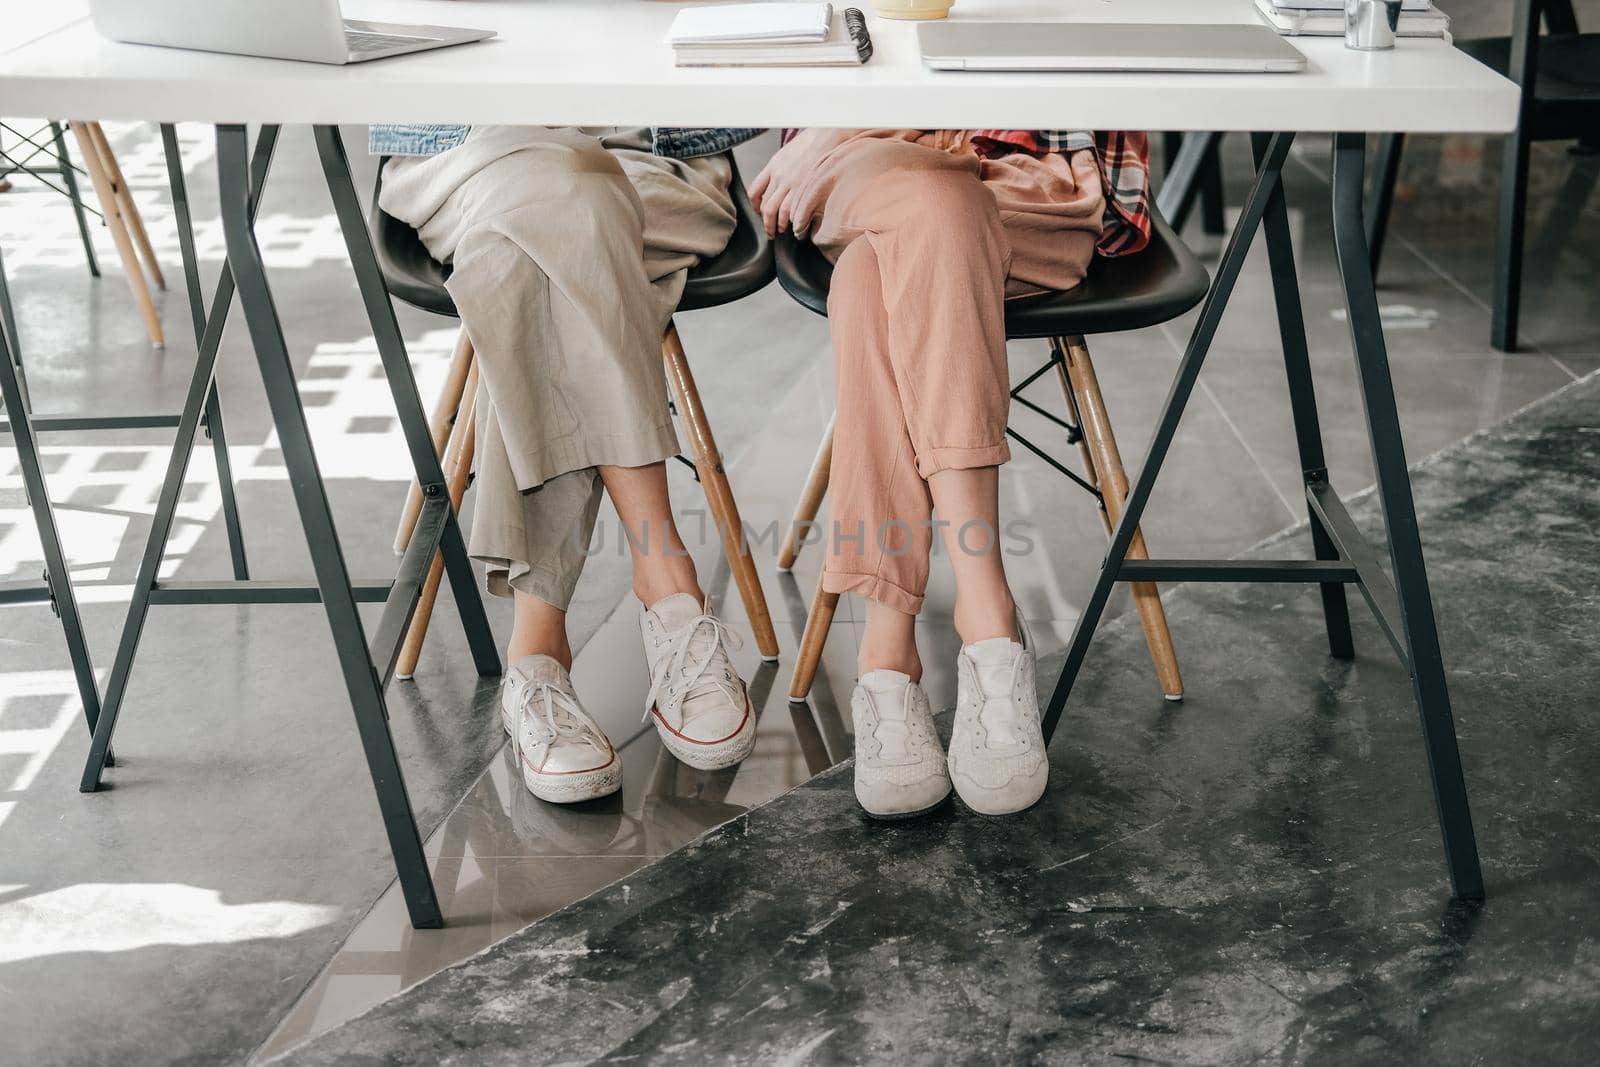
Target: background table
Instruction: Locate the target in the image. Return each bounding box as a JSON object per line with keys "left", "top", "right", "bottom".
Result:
{"left": 0, "top": 0, "right": 1519, "bottom": 927}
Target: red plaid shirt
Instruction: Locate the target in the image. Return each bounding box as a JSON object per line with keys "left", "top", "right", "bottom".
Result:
{"left": 970, "top": 130, "right": 1152, "bottom": 257}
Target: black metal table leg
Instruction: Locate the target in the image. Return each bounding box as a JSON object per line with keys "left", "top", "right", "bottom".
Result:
{"left": 311, "top": 125, "right": 499, "bottom": 678}
{"left": 1042, "top": 130, "right": 1483, "bottom": 902}
{"left": 1199, "top": 136, "right": 1226, "bottom": 236}
{"left": 160, "top": 122, "right": 251, "bottom": 582}
{"left": 51, "top": 120, "right": 100, "bottom": 279}
{"left": 1252, "top": 132, "right": 1355, "bottom": 661}
{"left": 1043, "top": 131, "right": 1297, "bottom": 739}
{"left": 78, "top": 124, "right": 497, "bottom": 929}
{"left": 1365, "top": 132, "right": 1404, "bottom": 276}
{"left": 213, "top": 124, "right": 441, "bottom": 928}
{"left": 80, "top": 125, "right": 281, "bottom": 792}
{"left": 0, "top": 287, "right": 102, "bottom": 737}
{"left": 1158, "top": 131, "right": 1223, "bottom": 236}
{"left": 1331, "top": 132, "right": 1484, "bottom": 901}
{"left": 0, "top": 242, "right": 27, "bottom": 411}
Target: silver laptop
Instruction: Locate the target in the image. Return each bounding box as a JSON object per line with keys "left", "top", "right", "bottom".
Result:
{"left": 919, "top": 22, "right": 1307, "bottom": 73}
{"left": 87, "top": 0, "right": 494, "bottom": 65}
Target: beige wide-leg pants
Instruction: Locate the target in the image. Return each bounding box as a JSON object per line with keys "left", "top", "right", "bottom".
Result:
{"left": 380, "top": 126, "right": 735, "bottom": 609}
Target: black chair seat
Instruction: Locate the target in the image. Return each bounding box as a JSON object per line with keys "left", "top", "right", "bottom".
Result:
{"left": 369, "top": 155, "right": 774, "bottom": 318}
{"left": 1459, "top": 34, "right": 1600, "bottom": 134}
{"left": 775, "top": 209, "right": 1208, "bottom": 339}
{"left": 1460, "top": 33, "right": 1600, "bottom": 99}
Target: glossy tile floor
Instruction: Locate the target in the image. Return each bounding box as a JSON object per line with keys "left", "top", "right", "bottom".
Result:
{"left": 2, "top": 106, "right": 1596, "bottom": 1065}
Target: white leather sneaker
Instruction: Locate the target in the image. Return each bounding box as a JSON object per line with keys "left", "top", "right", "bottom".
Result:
{"left": 639, "top": 593, "right": 756, "bottom": 771}
{"left": 500, "top": 654, "right": 621, "bottom": 804}
{"left": 947, "top": 617, "right": 1048, "bottom": 816}
{"left": 851, "top": 670, "right": 951, "bottom": 819}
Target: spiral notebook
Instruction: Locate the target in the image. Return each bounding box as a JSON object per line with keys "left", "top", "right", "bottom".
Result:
{"left": 671, "top": 6, "right": 874, "bottom": 67}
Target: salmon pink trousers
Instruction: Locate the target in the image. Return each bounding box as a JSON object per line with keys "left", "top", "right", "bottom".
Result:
{"left": 801, "top": 130, "right": 1107, "bottom": 615}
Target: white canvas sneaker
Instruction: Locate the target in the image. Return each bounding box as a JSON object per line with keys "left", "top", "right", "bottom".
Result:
{"left": 500, "top": 654, "right": 621, "bottom": 804}
{"left": 639, "top": 593, "right": 756, "bottom": 771}
{"left": 947, "top": 617, "right": 1048, "bottom": 815}
{"left": 851, "top": 670, "right": 951, "bottom": 819}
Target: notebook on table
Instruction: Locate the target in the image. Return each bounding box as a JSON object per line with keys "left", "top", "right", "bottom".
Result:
{"left": 668, "top": 4, "right": 873, "bottom": 67}
{"left": 1254, "top": 0, "right": 1451, "bottom": 39}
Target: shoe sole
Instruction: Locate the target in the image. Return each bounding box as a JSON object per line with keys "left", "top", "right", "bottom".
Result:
{"left": 858, "top": 789, "right": 951, "bottom": 821}
{"left": 502, "top": 705, "right": 622, "bottom": 805}
{"left": 649, "top": 693, "right": 757, "bottom": 771}
{"left": 521, "top": 760, "right": 622, "bottom": 805}
{"left": 952, "top": 791, "right": 1045, "bottom": 818}
{"left": 948, "top": 765, "right": 1048, "bottom": 817}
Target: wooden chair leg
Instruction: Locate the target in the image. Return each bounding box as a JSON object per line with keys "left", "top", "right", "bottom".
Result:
{"left": 395, "top": 364, "right": 480, "bottom": 680}
{"left": 86, "top": 122, "right": 166, "bottom": 291}
{"left": 395, "top": 327, "right": 475, "bottom": 554}
{"left": 662, "top": 322, "right": 780, "bottom": 662}
{"left": 777, "top": 413, "right": 835, "bottom": 571}
{"left": 69, "top": 122, "right": 164, "bottom": 347}
{"left": 789, "top": 579, "right": 840, "bottom": 701}
{"left": 1056, "top": 336, "right": 1184, "bottom": 701}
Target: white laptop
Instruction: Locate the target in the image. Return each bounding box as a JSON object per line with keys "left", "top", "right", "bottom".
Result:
{"left": 919, "top": 22, "right": 1307, "bottom": 73}
{"left": 87, "top": 0, "right": 494, "bottom": 65}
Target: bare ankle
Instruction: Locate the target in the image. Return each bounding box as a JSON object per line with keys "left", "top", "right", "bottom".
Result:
{"left": 953, "top": 592, "right": 1019, "bottom": 647}
{"left": 506, "top": 634, "right": 572, "bottom": 671}
{"left": 858, "top": 597, "right": 922, "bottom": 681}
{"left": 859, "top": 648, "right": 922, "bottom": 682}
{"left": 632, "top": 557, "right": 702, "bottom": 610}
{"left": 508, "top": 591, "right": 572, "bottom": 670}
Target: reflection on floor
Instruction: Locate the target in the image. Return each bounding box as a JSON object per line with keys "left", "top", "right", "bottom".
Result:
{"left": 1, "top": 113, "right": 1596, "bottom": 1066}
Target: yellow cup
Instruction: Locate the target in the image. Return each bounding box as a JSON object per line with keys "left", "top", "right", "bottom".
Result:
{"left": 871, "top": 0, "right": 954, "bottom": 20}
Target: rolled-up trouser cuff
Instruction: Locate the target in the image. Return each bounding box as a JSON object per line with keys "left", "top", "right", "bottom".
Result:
{"left": 915, "top": 441, "right": 1011, "bottom": 479}
{"left": 821, "top": 569, "right": 924, "bottom": 616}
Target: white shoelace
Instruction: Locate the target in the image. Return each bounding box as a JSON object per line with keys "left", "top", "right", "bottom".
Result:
{"left": 515, "top": 680, "right": 610, "bottom": 763}
{"left": 642, "top": 612, "right": 744, "bottom": 728}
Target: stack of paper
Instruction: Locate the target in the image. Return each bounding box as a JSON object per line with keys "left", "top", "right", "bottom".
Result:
{"left": 667, "top": 4, "right": 874, "bottom": 67}
{"left": 1254, "top": 0, "right": 1452, "bottom": 39}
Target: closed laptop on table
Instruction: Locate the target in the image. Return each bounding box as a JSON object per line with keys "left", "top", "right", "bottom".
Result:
{"left": 919, "top": 21, "right": 1308, "bottom": 73}
{"left": 87, "top": 0, "right": 494, "bottom": 65}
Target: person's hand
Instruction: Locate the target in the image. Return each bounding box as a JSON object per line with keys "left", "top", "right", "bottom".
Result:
{"left": 749, "top": 129, "right": 858, "bottom": 239}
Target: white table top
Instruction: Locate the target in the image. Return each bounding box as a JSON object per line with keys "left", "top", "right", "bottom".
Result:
{"left": 0, "top": 0, "right": 1517, "bottom": 133}
{"left": 0, "top": 1, "right": 88, "bottom": 58}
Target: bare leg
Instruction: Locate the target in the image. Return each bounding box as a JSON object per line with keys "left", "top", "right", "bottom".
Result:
{"left": 929, "top": 466, "right": 1019, "bottom": 645}
{"left": 507, "top": 461, "right": 702, "bottom": 666}
{"left": 508, "top": 592, "right": 573, "bottom": 668}
{"left": 598, "top": 461, "right": 704, "bottom": 607}
{"left": 859, "top": 599, "right": 922, "bottom": 681}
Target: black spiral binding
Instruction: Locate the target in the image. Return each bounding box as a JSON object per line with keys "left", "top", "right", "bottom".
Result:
{"left": 843, "top": 8, "right": 874, "bottom": 64}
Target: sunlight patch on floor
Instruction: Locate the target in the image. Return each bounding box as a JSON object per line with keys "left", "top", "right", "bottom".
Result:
{"left": 0, "top": 882, "right": 342, "bottom": 964}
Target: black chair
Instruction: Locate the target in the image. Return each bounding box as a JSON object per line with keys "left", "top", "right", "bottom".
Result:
{"left": 370, "top": 155, "right": 780, "bottom": 674}
{"left": 775, "top": 208, "right": 1209, "bottom": 703}
{"left": 1366, "top": 0, "right": 1600, "bottom": 351}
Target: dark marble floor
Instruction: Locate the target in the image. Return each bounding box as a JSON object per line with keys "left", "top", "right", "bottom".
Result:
{"left": 277, "top": 374, "right": 1600, "bottom": 1066}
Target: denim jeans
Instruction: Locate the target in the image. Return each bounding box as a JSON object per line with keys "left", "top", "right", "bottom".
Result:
{"left": 368, "top": 124, "right": 762, "bottom": 159}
